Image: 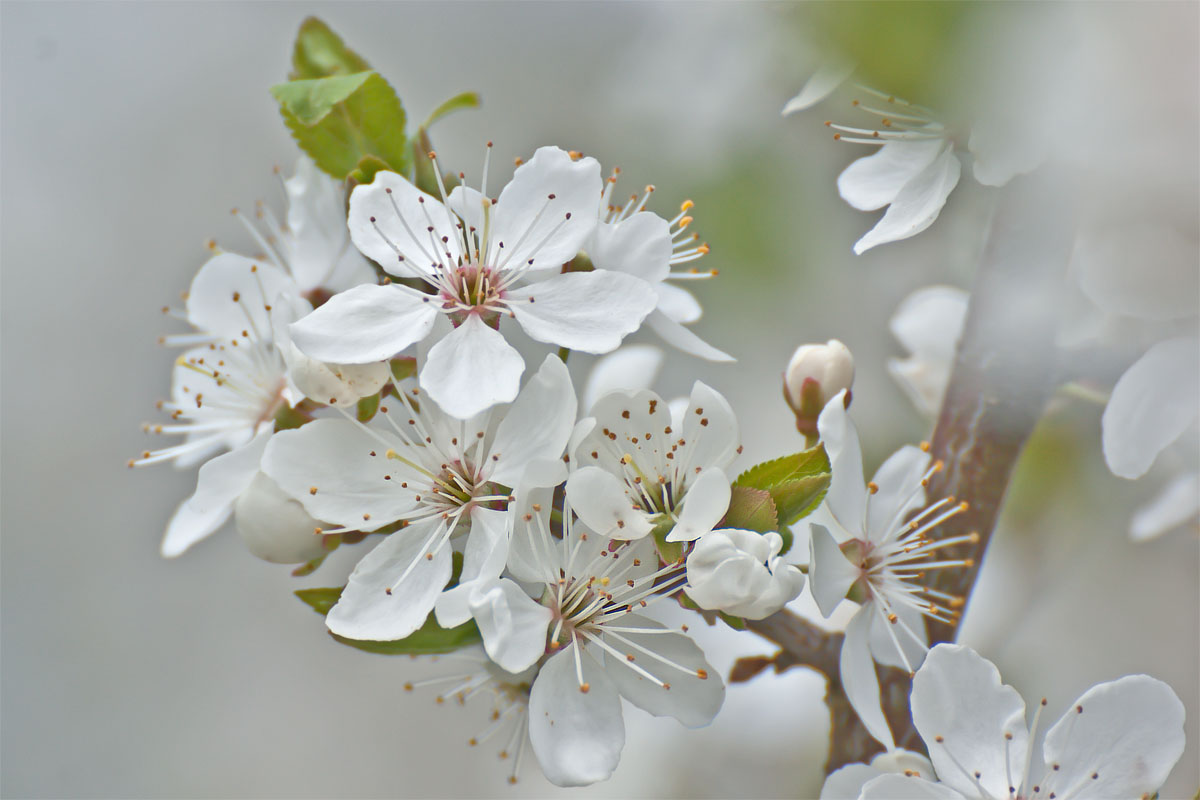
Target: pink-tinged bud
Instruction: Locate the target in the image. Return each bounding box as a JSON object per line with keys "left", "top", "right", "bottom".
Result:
{"left": 783, "top": 340, "right": 854, "bottom": 438}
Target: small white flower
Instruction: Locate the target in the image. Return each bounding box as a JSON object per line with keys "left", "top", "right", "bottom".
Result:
{"left": 807, "top": 391, "right": 971, "bottom": 749}
{"left": 261, "top": 354, "right": 575, "bottom": 641}
{"left": 888, "top": 286, "right": 969, "bottom": 417}
{"left": 288, "top": 145, "right": 658, "bottom": 419}
{"left": 684, "top": 529, "right": 805, "bottom": 620}
{"left": 856, "top": 644, "right": 1187, "bottom": 800}
{"left": 566, "top": 382, "right": 740, "bottom": 543}
{"left": 586, "top": 172, "right": 732, "bottom": 361}
{"left": 466, "top": 498, "right": 723, "bottom": 787}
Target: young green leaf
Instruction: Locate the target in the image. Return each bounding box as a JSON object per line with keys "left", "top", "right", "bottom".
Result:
{"left": 271, "top": 71, "right": 409, "bottom": 179}
{"left": 290, "top": 17, "right": 372, "bottom": 80}
{"left": 423, "top": 91, "right": 482, "bottom": 129}
{"left": 332, "top": 615, "right": 482, "bottom": 655}
{"left": 769, "top": 473, "right": 831, "bottom": 527}
{"left": 732, "top": 445, "right": 830, "bottom": 491}
{"left": 295, "top": 586, "right": 344, "bottom": 616}
{"left": 724, "top": 486, "right": 779, "bottom": 533}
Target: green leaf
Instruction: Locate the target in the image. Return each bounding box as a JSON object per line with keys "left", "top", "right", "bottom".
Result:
{"left": 423, "top": 91, "right": 481, "bottom": 129}
{"left": 295, "top": 586, "right": 483, "bottom": 655}
{"left": 348, "top": 154, "right": 392, "bottom": 189}
{"left": 271, "top": 71, "right": 409, "bottom": 180}
{"left": 332, "top": 615, "right": 482, "bottom": 656}
{"left": 290, "top": 17, "right": 371, "bottom": 80}
{"left": 724, "top": 486, "right": 779, "bottom": 533}
{"left": 296, "top": 586, "right": 343, "bottom": 616}
{"left": 733, "top": 445, "right": 830, "bottom": 491}
{"left": 769, "top": 473, "right": 831, "bottom": 528}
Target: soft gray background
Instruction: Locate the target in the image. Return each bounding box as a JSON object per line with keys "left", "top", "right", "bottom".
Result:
{"left": 2, "top": 2, "right": 1197, "bottom": 798}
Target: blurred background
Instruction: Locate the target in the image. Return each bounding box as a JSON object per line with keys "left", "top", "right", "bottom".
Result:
{"left": 2, "top": 2, "right": 1196, "bottom": 797}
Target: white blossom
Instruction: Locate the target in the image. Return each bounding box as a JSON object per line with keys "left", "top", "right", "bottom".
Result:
{"left": 888, "top": 286, "right": 969, "bottom": 417}
{"left": 260, "top": 354, "right": 577, "bottom": 642}
{"left": 234, "top": 471, "right": 329, "bottom": 564}
{"left": 821, "top": 749, "right": 935, "bottom": 799}
{"left": 807, "top": 391, "right": 970, "bottom": 749}
{"left": 566, "top": 382, "right": 740, "bottom": 543}
{"left": 684, "top": 529, "right": 805, "bottom": 619}
{"left": 288, "top": 145, "right": 658, "bottom": 419}
{"left": 857, "top": 644, "right": 1187, "bottom": 800}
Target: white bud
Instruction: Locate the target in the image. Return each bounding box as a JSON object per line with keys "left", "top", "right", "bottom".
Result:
{"left": 684, "top": 530, "right": 805, "bottom": 620}
{"left": 234, "top": 472, "right": 328, "bottom": 564}
{"left": 783, "top": 339, "right": 855, "bottom": 417}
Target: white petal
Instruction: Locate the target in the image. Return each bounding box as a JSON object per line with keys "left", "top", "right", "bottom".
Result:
{"left": 261, "top": 418, "right": 419, "bottom": 529}
{"left": 186, "top": 253, "right": 298, "bottom": 340}
{"left": 1102, "top": 337, "right": 1200, "bottom": 478}
{"left": 655, "top": 283, "right": 703, "bottom": 324}
{"left": 817, "top": 391, "right": 868, "bottom": 534}
{"left": 859, "top": 774, "right": 966, "bottom": 800}
{"left": 289, "top": 283, "right": 439, "bottom": 364}
{"left": 528, "top": 645, "right": 625, "bottom": 788}
{"left": 967, "top": 117, "right": 1045, "bottom": 188}
{"left": 347, "top": 171, "right": 461, "bottom": 278}
{"left": 582, "top": 345, "right": 665, "bottom": 413}
{"left": 867, "top": 600, "right": 928, "bottom": 672}
{"left": 599, "top": 614, "right": 724, "bottom": 727}
{"left": 852, "top": 146, "right": 962, "bottom": 255}
{"left": 840, "top": 608, "right": 895, "bottom": 750}
{"left": 838, "top": 140, "right": 947, "bottom": 212}
{"left": 679, "top": 381, "right": 741, "bottom": 472}
{"left": 782, "top": 60, "right": 855, "bottom": 115}
{"left": 1073, "top": 223, "right": 1200, "bottom": 321}
{"left": 282, "top": 155, "right": 352, "bottom": 290}
{"left": 566, "top": 467, "right": 655, "bottom": 540}
{"left": 890, "top": 285, "right": 969, "bottom": 362}
{"left": 284, "top": 344, "right": 391, "bottom": 407}
{"left": 161, "top": 430, "right": 270, "bottom": 557}
{"left": 485, "top": 354, "right": 576, "bottom": 487}
{"left": 685, "top": 530, "right": 805, "bottom": 618}
{"left": 468, "top": 578, "right": 553, "bottom": 673}
{"left": 1130, "top": 471, "right": 1200, "bottom": 541}
{"left": 588, "top": 212, "right": 671, "bottom": 283}
{"left": 911, "top": 644, "right": 1028, "bottom": 800}
{"left": 434, "top": 506, "right": 511, "bottom": 629}
{"left": 508, "top": 271, "right": 657, "bottom": 353}
{"left": 665, "top": 468, "right": 731, "bottom": 542}
{"left": 445, "top": 185, "right": 486, "bottom": 236}
{"left": 326, "top": 519, "right": 452, "bottom": 641}
{"left": 420, "top": 314, "right": 525, "bottom": 419}
{"left": 1039, "top": 674, "right": 1186, "bottom": 799}
{"left": 866, "top": 445, "right": 931, "bottom": 543}
{"left": 234, "top": 471, "right": 327, "bottom": 564}
{"left": 807, "top": 524, "right": 859, "bottom": 618}
{"left": 645, "top": 309, "right": 735, "bottom": 362}
{"left": 821, "top": 765, "right": 889, "bottom": 800}
{"left": 490, "top": 146, "right": 601, "bottom": 271}
{"left": 506, "top": 481, "right": 562, "bottom": 584}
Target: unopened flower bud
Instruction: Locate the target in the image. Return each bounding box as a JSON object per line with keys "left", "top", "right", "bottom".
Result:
{"left": 684, "top": 530, "right": 805, "bottom": 620}
{"left": 783, "top": 339, "right": 854, "bottom": 441}
{"left": 235, "top": 472, "right": 328, "bottom": 564}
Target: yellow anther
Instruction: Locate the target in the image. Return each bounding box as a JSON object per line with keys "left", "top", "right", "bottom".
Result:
{"left": 678, "top": 215, "right": 693, "bottom": 228}
{"left": 680, "top": 199, "right": 694, "bottom": 212}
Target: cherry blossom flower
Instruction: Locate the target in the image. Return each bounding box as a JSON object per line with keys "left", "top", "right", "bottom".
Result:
{"left": 260, "top": 354, "right": 576, "bottom": 642}
{"left": 888, "top": 286, "right": 969, "bottom": 417}
{"left": 856, "top": 644, "right": 1187, "bottom": 800}
{"left": 288, "top": 145, "right": 658, "bottom": 419}
{"left": 684, "top": 529, "right": 805, "bottom": 619}
{"left": 807, "top": 391, "right": 970, "bottom": 749}
{"left": 566, "top": 382, "right": 740, "bottom": 543}
{"left": 465, "top": 494, "right": 723, "bottom": 786}
{"left": 585, "top": 171, "right": 732, "bottom": 361}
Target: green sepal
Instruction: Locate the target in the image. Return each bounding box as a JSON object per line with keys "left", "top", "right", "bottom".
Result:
{"left": 290, "top": 553, "right": 328, "bottom": 577}
{"left": 289, "top": 17, "right": 371, "bottom": 80}
{"left": 389, "top": 356, "right": 417, "bottom": 383}
{"left": 724, "top": 486, "right": 779, "bottom": 533}
{"left": 356, "top": 392, "right": 380, "bottom": 423}
{"left": 423, "top": 91, "right": 481, "bottom": 129}
{"left": 347, "top": 154, "right": 392, "bottom": 189}
{"left": 295, "top": 586, "right": 483, "bottom": 655}
{"left": 273, "top": 403, "right": 310, "bottom": 432}
{"left": 718, "top": 611, "right": 747, "bottom": 630}
{"left": 271, "top": 71, "right": 409, "bottom": 180}
{"left": 651, "top": 521, "right": 684, "bottom": 565}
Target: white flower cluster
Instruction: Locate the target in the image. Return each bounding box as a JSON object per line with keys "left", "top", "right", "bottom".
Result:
{"left": 134, "top": 145, "right": 811, "bottom": 786}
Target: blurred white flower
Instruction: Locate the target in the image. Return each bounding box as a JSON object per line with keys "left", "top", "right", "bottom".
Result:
{"left": 289, "top": 145, "right": 657, "bottom": 419}
{"left": 888, "top": 286, "right": 969, "bottom": 417}
{"left": 260, "top": 354, "right": 576, "bottom": 642}
{"left": 821, "top": 749, "right": 934, "bottom": 799}
{"left": 684, "top": 529, "right": 805, "bottom": 619}
{"left": 807, "top": 391, "right": 970, "bottom": 749}
{"left": 567, "top": 382, "right": 740, "bottom": 543}
{"left": 467, "top": 501, "right": 722, "bottom": 787}
{"left": 856, "top": 644, "right": 1187, "bottom": 800}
